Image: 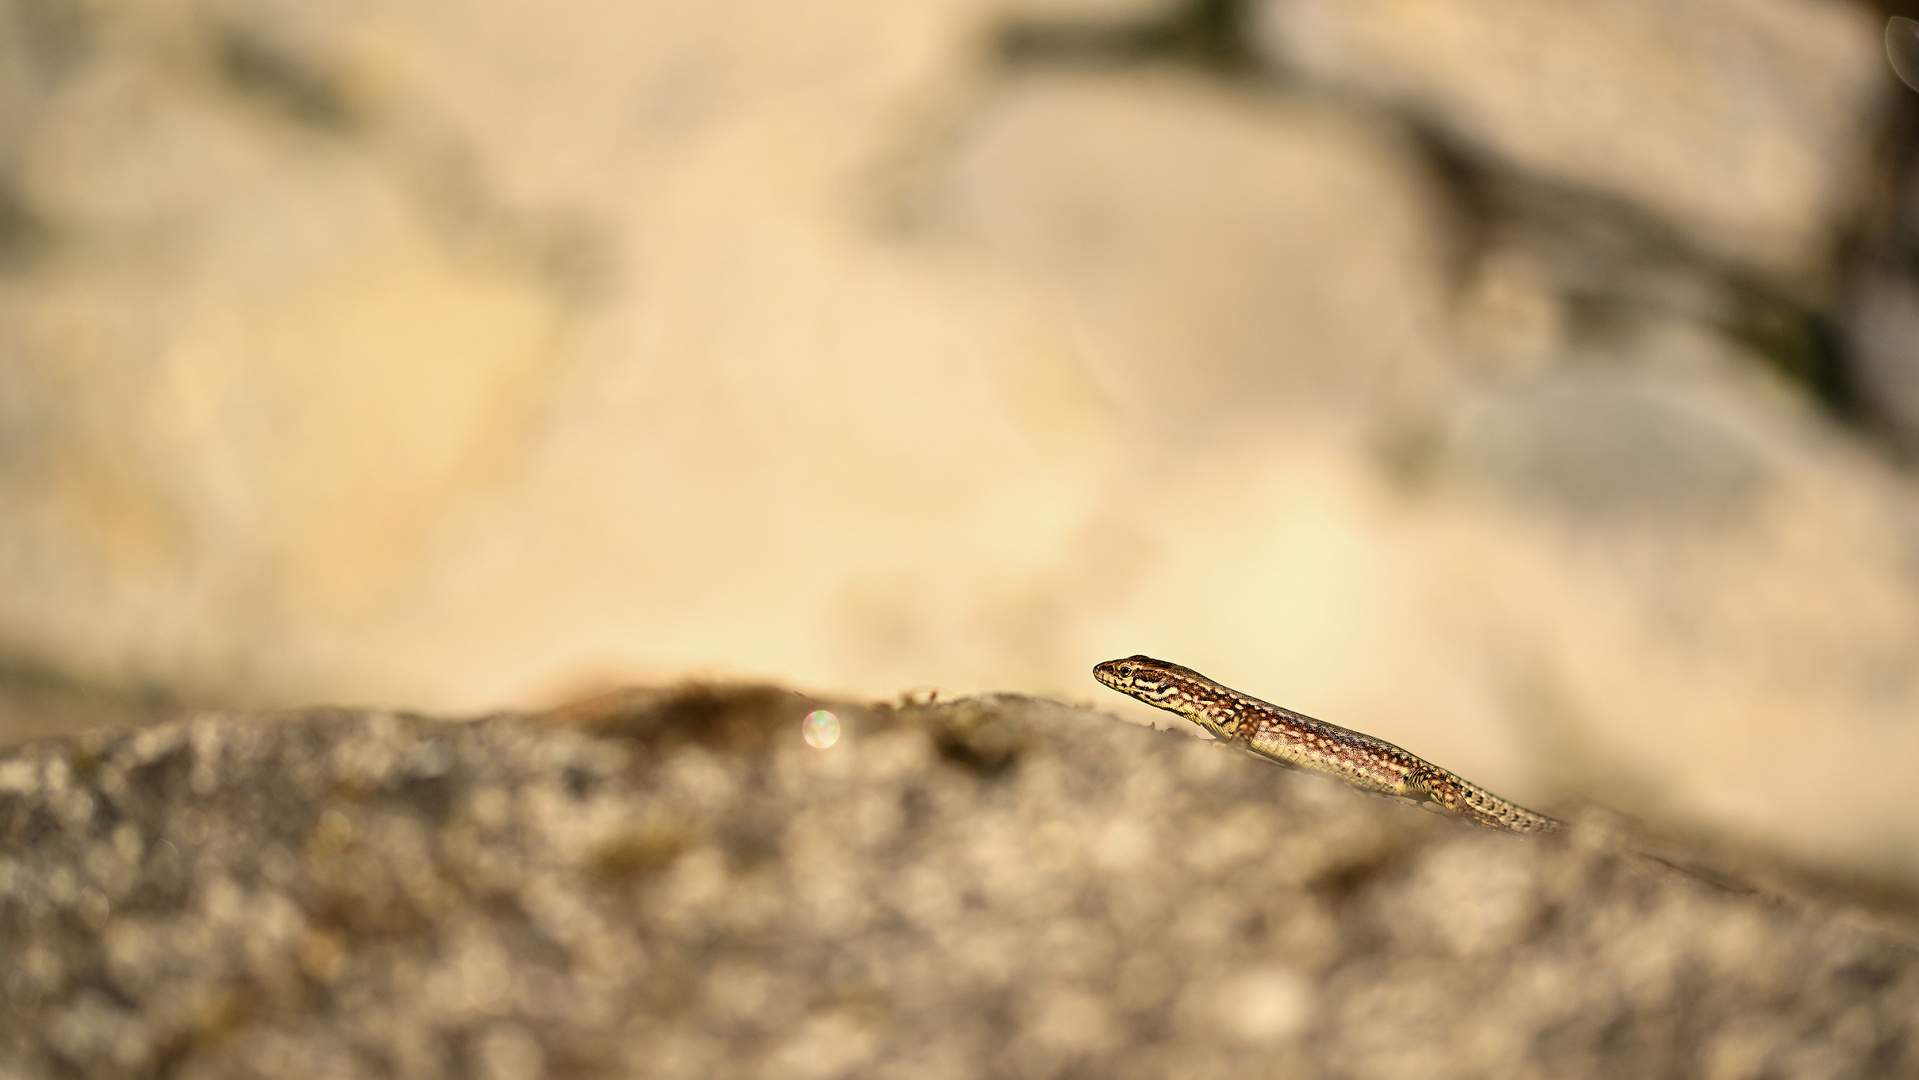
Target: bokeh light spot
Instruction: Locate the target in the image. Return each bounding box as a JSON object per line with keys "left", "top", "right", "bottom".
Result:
{"left": 801, "top": 710, "right": 841, "bottom": 749}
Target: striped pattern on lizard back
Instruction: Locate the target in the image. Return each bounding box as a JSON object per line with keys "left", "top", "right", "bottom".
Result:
{"left": 1093, "top": 655, "right": 1562, "bottom": 835}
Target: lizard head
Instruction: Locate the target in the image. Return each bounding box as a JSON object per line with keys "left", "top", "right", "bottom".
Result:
{"left": 1092, "top": 655, "right": 1188, "bottom": 705}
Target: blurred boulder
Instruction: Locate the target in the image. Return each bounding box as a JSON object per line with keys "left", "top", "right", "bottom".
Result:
{"left": 949, "top": 72, "right": 1455, "bottom": 436}
{"left": 0, "top": 0, "right": 1044, "bottom": 704}
{"left": 0, "top": 2, "right": 575, "bottom": 695}
{"left": 1251, "top": 0, "right": 1887, "bottom": 290}
{"left": 1444, "top": 339, "right": 1776, "bottom": 526}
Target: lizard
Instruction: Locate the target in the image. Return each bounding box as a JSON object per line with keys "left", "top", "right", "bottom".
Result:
{"left": 1094, "top": 654, "right": 1563, "bottom": 835}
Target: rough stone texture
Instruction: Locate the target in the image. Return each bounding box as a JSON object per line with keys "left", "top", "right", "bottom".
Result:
{"left": 1252, "top": 0, "right": 1886, "bottom": 287}
{"left": 2, "top": 687, "right": 1914, "bottom": 1079}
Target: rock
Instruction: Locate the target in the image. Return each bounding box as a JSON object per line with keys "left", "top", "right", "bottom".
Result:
{"left": 1442, "top": 354, "right": 1775, "bottom": 527}
{"left": 950, "top": 72, "right": 1454, "bottom": 434}
{"left": 0, "top": 0, "right": 1041, "bottom": 705}
{"left": 1, "top": 686, "right": 1913, "bottom": 1078}
{"left": 1250, "top": 0, "right": 1886, "bottom": 288}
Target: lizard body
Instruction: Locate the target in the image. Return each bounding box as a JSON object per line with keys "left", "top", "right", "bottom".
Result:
{"left": 1094, "top": 655, "right": 1561, "bottom": 835}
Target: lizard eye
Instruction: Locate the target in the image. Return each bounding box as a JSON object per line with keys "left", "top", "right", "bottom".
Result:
{"left": 1118, "top": 662, "right": 1136, "bottom": 679}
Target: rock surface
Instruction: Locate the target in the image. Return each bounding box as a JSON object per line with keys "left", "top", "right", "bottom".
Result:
{"left": 3, "top": 687, "right": 1913, "bottom": 1079}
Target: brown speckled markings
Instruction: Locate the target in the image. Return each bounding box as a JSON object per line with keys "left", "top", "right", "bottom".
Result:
{"left": 1093, "top": 655, "right": 1563, "bottom": 835}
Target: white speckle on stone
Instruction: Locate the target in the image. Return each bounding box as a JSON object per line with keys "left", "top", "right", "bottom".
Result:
{"left": 461, "top": 946, "right": 516, "bottom": 1015}
{"left": 475, "top": 1023, "right": 545, "bottom": 1080}
{"left": 1217, "top": 968, "right": 1311, "bottom": 1045}
{"left": 767, "top": 1008, "right": 880, "bottom": 1080}
{"left": 1093, "top": 816, "right": 1153, "bottom": 871}
{"left": 1027, "top": 986, "right": 1120, "bottom": 1054}
{"left": 0, "top": 760, "right": 37, "bottom": 794}
{"left": 77, "top": 886, "right": 110, "bottom": 931}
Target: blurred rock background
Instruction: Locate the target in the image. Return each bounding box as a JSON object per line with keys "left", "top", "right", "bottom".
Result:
{"left": 5, "top": 0, "right": 1919, "bottom": 892}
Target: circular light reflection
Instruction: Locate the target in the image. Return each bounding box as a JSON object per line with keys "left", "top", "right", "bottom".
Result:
{"left": 801, "top": 709, "right": 841, "bottom": 749}
{"left": 1892, "top": 17, "right": 1919, "bottom": 93}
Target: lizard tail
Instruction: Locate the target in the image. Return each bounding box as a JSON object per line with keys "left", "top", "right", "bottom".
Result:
{"left": 1415, "top": 768, "right": 1564, "bottom": 835}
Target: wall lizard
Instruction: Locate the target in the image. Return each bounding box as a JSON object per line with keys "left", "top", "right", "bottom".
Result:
{"left": 1094, "top": 655, "right": 1563, "bottom": 835}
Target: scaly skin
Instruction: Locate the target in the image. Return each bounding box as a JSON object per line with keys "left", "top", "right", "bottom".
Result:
{"left": 1094, "top": 655, "right": 1562, "bottom": 835}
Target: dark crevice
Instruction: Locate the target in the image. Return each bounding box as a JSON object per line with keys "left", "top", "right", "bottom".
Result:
{"left": 214, "top": 28, "right": 359, "bottom": 133}
{"left": 1728, "top": 301, "right": 1867, "bottom": 422}
{"left": 994, "top": 0, "right": 1257, "bottom": 75}
{"left": 0, "top": 182, "right": 54, "bottom": 269}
